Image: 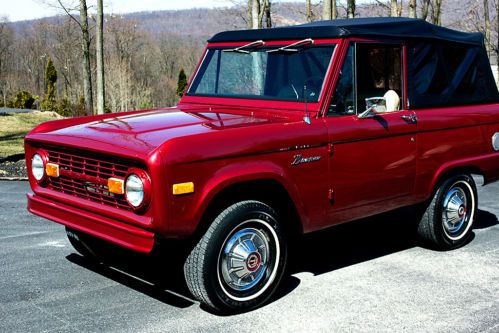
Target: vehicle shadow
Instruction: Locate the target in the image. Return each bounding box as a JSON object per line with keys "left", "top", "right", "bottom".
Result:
{"left": 66, "top": 207, "right": 498, "bottom": 313}
{"left": 473, "top": 209, "right": 499, "bottom": 229}
{"left": 287, "top": 206, "right": 420, "bottom": 276}
{"left": 286, "top": 208, "right": 497, "bottom": 277}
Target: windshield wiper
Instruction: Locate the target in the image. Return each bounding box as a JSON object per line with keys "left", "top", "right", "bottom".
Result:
{"left": 267, "top": 38, "right": 314, "bottom": 53}
{"left": 223, "top": 40, "right": 265, "bottom": 54}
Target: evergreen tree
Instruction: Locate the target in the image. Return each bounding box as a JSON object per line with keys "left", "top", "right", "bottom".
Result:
{"left": 10, "top": 91, "right": 36, "bottom": 109}
{"left": 176, "top": 68, "right": 188, "bottom": 97}
{"left": 41, "top": 57, "right": 58, "bottom": 111}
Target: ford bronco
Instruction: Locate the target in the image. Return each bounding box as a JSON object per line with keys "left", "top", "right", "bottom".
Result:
{"left": 25, "top": 18, "right": 499, "bottom": 312}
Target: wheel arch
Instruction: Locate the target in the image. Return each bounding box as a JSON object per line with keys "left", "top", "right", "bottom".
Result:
{"left": 429, "top": 164, "right": 483, "bottom": 198}
{"left": 193, "top": 177, "right": 305, "bottom": 242}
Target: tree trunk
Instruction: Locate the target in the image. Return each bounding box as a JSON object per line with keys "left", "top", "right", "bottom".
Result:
{"left": 409, "top": 0, "right": 417, "bottom": 18}
{"left": 96, "top": 0, "right": 105, "bottom": 114}
{"left": 432, "top": 0, "right": 442, "bottom": 26}
{"left": 484, "top": 0, "right": 491, "bottom": 57}
{"left": 391, "top": 0, "right": 398, "bottom": 17}
{"left": 79, "top": 0, "right": 93, "bottom": 115}
{"left": 252, "top": 0, "right": 260, "bottom": 29}
{"left": 306, "top": 0, "right": 311, "bottom": 22}
{"left": 321, "top": 0, "right": 330, "bottom": 20}
{"left": 496, "top": 0, "right": 499, "bottom": 84}
{"left": 322, "top": 0, "right": 337, "bottom": 20}
{"left": 347, "top": 0, "right": 355, "bottom": 18}
{"left": 421, "top": 0, "right": 430, "bottom": 20}
{"left": 247, "top": 0, "right": 253, "bottom": 29}
{"left": 264, "top": 0, "right": 272, "bottom": 28}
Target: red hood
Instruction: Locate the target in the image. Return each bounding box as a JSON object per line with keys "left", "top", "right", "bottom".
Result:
{"left": 25, "top": 106, "right": 297, "bottom": 160}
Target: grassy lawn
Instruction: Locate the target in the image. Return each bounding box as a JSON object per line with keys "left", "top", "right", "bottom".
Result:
{"left": 0, "top": 112, "right": 62, "bottom": 158}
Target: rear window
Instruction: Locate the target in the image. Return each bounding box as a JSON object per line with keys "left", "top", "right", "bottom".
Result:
{"left": 407, "top": 42, "right": 499, "bottom": 108}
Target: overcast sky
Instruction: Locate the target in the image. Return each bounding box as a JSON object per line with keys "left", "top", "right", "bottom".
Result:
{"left": 0, "top": 0, "right": 237, "bottom": 22}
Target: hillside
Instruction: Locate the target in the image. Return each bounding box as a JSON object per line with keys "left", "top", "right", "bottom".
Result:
{"left": 9, "top": 1, "right": 474, "bottom": 39}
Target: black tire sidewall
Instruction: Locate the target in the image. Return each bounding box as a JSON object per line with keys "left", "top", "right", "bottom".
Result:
{"left": 203, "top": 202, "right": 287, "bottom": 312}
{"left": 432, "top": 174, "right": 477, "bottom": 249}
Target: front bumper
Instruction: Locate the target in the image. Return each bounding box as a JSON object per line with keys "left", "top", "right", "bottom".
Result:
{"left": 27, "top": 193, "right": 155, "bottom": 253}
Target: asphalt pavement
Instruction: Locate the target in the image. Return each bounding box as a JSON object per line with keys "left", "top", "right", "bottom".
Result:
{"left": 1, "top": 180, "right": 498, "bottom": 333}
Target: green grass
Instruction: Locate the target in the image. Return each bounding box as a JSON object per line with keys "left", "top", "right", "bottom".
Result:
{"left": 0, "top": 112, "right": 62, "bottom": 158}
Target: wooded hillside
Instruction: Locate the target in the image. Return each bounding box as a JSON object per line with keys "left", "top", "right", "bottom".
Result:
{"left": 0, "top": 1, "right": 497, "bottom": 116}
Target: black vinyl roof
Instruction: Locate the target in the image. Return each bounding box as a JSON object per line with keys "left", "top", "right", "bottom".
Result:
{"left": 209, "top": 17, "right": 484, "bottom": 46}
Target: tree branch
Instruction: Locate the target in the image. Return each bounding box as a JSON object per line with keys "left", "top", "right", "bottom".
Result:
{"left": 56, "top": 0, "right": 82, "bottom": 30}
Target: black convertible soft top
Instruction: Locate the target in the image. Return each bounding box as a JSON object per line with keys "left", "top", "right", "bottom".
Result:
{"left": 209, "top": 17, "right": 484, "bottom": 46}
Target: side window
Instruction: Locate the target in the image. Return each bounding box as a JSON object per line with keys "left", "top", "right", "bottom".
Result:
{"left": 356, "top": 44, "right": 402, "bottom": 113}
{"left": 328, "top": 45, "right": 355, "bottom": 116}
{"left": 328, "top": 43, "right": 403, "bottom": 116}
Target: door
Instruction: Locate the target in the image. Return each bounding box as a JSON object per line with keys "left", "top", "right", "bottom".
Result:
{"left": 324, "top": 41, "right": 417, "bottom": 225}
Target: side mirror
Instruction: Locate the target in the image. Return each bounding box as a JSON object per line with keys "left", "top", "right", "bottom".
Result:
{"left": 358, "top": 106, "right": 377, "bottom": 119}
{"left": 358, "top": 97, "right": 386, "bottom": 119}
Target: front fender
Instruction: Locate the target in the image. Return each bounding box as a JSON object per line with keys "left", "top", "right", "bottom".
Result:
{"left": 165, "top": 160, "right": 309, "bottom": 238}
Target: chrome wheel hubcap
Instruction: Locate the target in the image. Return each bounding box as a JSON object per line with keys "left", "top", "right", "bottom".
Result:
{"left": 442, "top": 186, "right": 468, "bottom": 237}
{"left": 220, "top": 227, "right": 269, "bottom": 291}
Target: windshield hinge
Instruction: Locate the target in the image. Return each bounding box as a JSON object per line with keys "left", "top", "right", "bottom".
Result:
{"left": 267, "top": 38, "right": 314, "bottom": 53}
{"left": 223, "top": 40, "right": 265, "bottom": 54}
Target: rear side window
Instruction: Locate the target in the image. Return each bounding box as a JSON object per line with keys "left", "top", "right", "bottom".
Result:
{"left": 407, "top": 42, "right": 499, "bottom": 108}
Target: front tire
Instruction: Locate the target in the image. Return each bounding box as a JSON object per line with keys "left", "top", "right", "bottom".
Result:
{"left": 66, "top": 227, "right": 103, "bottom": 260}
{"left": 417, "top": 174, "right": 477, "bottom": 250}
{"left": 184, "top": 201, "right": 287, "bottom": 313}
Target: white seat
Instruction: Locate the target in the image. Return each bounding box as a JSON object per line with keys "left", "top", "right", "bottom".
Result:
{"left": 383, "top": 90, "right": 400, "bottom": 112}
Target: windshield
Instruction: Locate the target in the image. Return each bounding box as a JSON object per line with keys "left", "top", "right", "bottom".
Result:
{"left": 187, "top": 44, "right": 336, "bottom": 102}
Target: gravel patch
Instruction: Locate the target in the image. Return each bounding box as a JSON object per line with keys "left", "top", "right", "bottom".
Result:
{"left": 0, "top": 159, "right": 27, "bottom": 179}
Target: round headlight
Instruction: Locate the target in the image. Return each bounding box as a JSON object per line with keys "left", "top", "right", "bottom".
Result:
{"left": 125, "top": 174, "right": 144, "bottom": 208}
{"left": 31, "top": 153, "right": 45, "bottom": 181}
{"left": 493, "top": 133, "right": 499, "bottom": 151}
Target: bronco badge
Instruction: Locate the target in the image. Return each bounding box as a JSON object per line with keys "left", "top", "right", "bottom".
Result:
{"left": 291, "top": 154, "right": 321, "bottom": 166}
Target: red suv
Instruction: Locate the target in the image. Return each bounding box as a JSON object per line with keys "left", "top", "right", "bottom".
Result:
{"left": 25, "top": 18, "right": 499, "bottom": 313}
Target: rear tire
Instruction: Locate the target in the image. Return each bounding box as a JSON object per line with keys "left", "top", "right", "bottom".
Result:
{"left": 184, "top": 200, "right": 287, "bottom": 313}
{"left": 417, "top": 174, "right": 477, "bottom": 250}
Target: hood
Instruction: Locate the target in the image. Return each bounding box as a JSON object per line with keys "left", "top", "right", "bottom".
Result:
{"left": 25, "top": 106, "right": 295, "bottom": 160}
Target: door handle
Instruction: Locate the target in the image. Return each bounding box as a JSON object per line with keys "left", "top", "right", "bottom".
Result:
{"left": 401, "top": 114, "right": 417, "bottom": 124}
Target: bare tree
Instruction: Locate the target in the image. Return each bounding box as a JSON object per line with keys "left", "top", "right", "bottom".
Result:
{"left": 96, "top": 0, "right": 105, "bottom": 114}
{"left": 484, "top": 0, "right": 491, "bottom": 57}
{"left": 391, "top": 0, "right": 399, "bottom": 16}
{"left": 246, "top": 0, "right": 253, "bottom": 28}
{"left": 322, "top": 0, "right": 337, "bottom": 20}
{"left": 409, "top": 0, "right": 417, "bottom": 18}
{"left": 77, "top": 0, "right": 93, "bottom": 114}
{"left": 308, "top": 0, "right": 314, "bottom": 21}
{"left": 347, "top": 0, "right": 356, "bottom": 18}
{"left": 421, "top": 0, "right": 430, "bottom": 20}
{"left": 251, "top": 0, "right": 260, "bottom": 28}
{"left": 496, "top": 0, "right": 499, "bottom": 82}
{"left": 54, "top": 0, "right": 93, "bottom": 114}
{"left": 0, "top": 18, "right": 13, "bottom": 106}
{"left": 264, "top": 0, "right": 272, "bottom": 27}
{"left": 432, "top": 0, "right": 442, "bottom": 25}
{"left": 248, "top": 0, "right": 271, "bottom": 29}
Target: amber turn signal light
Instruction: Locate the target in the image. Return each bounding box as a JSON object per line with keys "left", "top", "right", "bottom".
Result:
{"left": 45, "top": 163, "right": 59, "bottom": 177}
{"left": 108, "top": 177, "right": 125, "bottom": 195}
{"left": 173, "top": 182, "right": 194, "bottom": 195}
